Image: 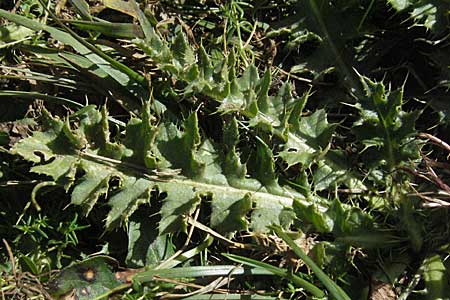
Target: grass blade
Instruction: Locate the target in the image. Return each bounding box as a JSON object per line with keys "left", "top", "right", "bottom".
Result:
{"left": 0, "top": 91, "right": 83, "bottom": 108}
{"left": 133, "top": 265, "right": 273, "bottom": 283}
{"left": 63, "top": 20, "right": 144, "bottom": 38}
{"left": 0, "top": 8, "right": 147, "bottom": 102}
{"left": 223, "top": 253, "right": 325, "bottom": 298}
{"left": 183, "top": 295, "right": 284, "bottom": 300}
{"left": 271, "top": 225, "right": 351, "bottom": 300}
{"left": 68, "top": 0, "right": 92, "bottom": 21}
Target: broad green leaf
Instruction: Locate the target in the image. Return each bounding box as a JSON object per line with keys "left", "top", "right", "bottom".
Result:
{"left": 48, "top": 256, "right": 123, "bottom": 299}
{"left": 312, "top": 154, "right": 346, "bottom": 191}
{"left": 123, "top": 101, "right": 158, "bottom": 169}
{"left": 12, "top": 106, "right": 308, "bottom": 237}
{"left": 294, "top": 198, "right": 396, "bottom": 248}
{"left": 285, "top": 0, "right": 363, "bottom": 96}
{"left": 0, "top": 23, "right": 34, "bottom": 45}
{"left": 210, "top": 193, "right": 252, "bottom": 233}
{"left": 156, "top": 113, "right": 204, "bottom": 179}
{"left": 279, "top": 109, "right": 336, "bottom": 168}
{"left": 422, "top": 254, "right": 450, "bottom": 300}
{"left": 71, "top": 161, "right": 112, "bottom": 214}
{"left": 171, "top": 31, "right": 196, "bottom": 70}
{"left": 294, "top": 199, "right": 333, "bottom": 232}
{"left": 105, "top": 177, "right": 152, "bottom": 229}
{"left": 126, "top": 208, "right": 175, "bottom": 267}
{"left": 252, "top": 139, "right": 282, "bottom": 194}
{"left": 11, "top": 110, "right": 71, "bottom": 163}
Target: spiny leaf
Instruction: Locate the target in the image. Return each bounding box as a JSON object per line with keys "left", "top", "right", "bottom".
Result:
{"left": 279, "top": 109, "right": 336, "bottom": 168}
{"left": 294, "top": 197, "right": 398, "bottom": 248}
{"left": 71, "top": 161, "right": 112, "bottom": 215}
{"left": 11, "top": 105, "right": 310, "bottom": 237}
{"left": 388, "top": 0, "right": 450, "bottom": 32}
{"left": 123, "top": 101, "right": 159, "bottom": 169}
{"left": 127, "top": 209, "right": 175, "bottom": 267}
{"left": 352, "top": 75, "right": 420, "bottom": 171}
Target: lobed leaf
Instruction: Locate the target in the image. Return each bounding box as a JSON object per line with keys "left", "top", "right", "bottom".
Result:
{"left": 11, "top": 104, "right": 309, "bottom": 238}
{"left": 352, "top": 75, "right": 420, "bottom": 171}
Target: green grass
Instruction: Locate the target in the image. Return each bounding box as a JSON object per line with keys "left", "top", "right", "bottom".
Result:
{"left": 1, "top": 0, "right": 450, "bottom": 299}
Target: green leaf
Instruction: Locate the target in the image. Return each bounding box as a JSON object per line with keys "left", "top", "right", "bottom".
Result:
{"left": 422, "top": 254, "right": 450, "bottom": 300}
{"left": 12, "top": 106, "right": 308, "bottom": 238}
{"left": 0, "top": 91, "right": 83, "bottom": 109}
{"left": 123, "top": 101, "right": 159, "bottom": 169}
{"left": 352, "top": 75, "right": 420, "bottom": 171}
{"left": 252, "top": 138, "right": 281, "bottom": 193}
{"left": 48, "top": 256, "right": 122, "bottom": 300}
{"left": 285, "top": 0, "right": 363, "bottom": 95}
{"left": 71, "top": 161, "right": 112, "bottom": 214}
{"left": 279, "top": 109, "right": 336, "bottom": 168}
{"left": 312, "top": 155, "right": 346, "bottom": 191}
{"left": 157, "top": 112, "right": 204, "bottom": 179}
{"left": 172, "top": 30, "right": 196, "bottom": 70}
{"left": 126, "top": 207, "right": 175, "bottom": 268}
{"left": 68, "top": 0, "right": 92, "bottom": 21}
{"left": 294, "top": 200, "right": 333, "bottom": 233}
{"left": 295, "top": 198, "right": 396, "bottom": 248}
{"left": 224, "top": 253, "right": 326, "bottom": 298}
{"left": 388, "top": 0, "right": 450, "bottom": 32}
{"left": 0, "top": 132, "right": 10, "bottom": 146}
{"left": 65, "top": 20, "right": 144, "bottom": 38}
{"left": 105, "top": 177, "right": 152, "bottom": 229}
{"left": 271, "top": 225, "right": 351, "bottom": 300}
{"left": 0, "top": 9, "right": 148, "bottom": 106}
{"left": 0, "top": 23, "right": 34, "bottom": 45}
{"left": 210, "top": 193, "right": 252, "bottom": 233}
{"left": 134, "top": 265, "right": 274, "bottom": 282}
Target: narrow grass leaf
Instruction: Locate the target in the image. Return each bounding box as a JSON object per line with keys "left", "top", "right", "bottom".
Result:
{"left": 271, "top": 225, "right": 351, "bottom": 300}
{"left": 64, "top": 20, "right": 144, "bottom": 38}
{"left": 68, "top": 0, "right": 92, "bottom": 20}
{"left": 133, "top": 265, "right": 273, "bottom": 283}
{"left": 224, "top": 253, "right": 325, "bottom": 298}
{"left": 0, "top": 91, "right": 83, "bottom": 109}
{"left": 183, "top": 294, "right": 283, "bottom": 300}
{"left": 0, "top": 9, "right": 147, "bottom": 103}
